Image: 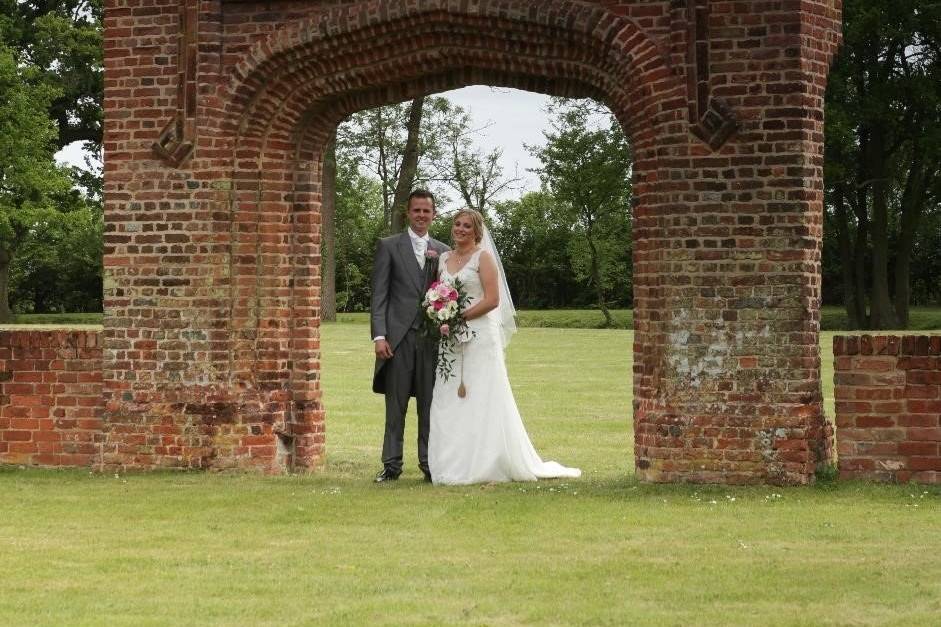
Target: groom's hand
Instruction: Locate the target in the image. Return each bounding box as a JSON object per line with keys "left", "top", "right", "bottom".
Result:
{"left": 375, "top": 339, "right": 393, "bottom": 360}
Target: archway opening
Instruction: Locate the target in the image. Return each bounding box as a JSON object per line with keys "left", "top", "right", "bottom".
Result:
{"left": 317, "top": 88, "right": 636, "bottom": 480}
{"left": 214, "top": 3, "right": 661, "bottom": 474}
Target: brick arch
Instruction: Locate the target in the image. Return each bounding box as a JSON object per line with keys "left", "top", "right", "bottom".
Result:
{"left": 215, "top": 1, "right": 675, "bottom": 183}
{"left": 210, "top": 1, "right": 682, "bottom": 472}
{"left": 220, "top": 1, "right": 663, "bottom": 133}
{"left": 99, "top": 0, "right": 843, "bottom": 483}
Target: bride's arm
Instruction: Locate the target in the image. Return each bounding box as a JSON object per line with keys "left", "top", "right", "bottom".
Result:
{"left": 460, "top": 251, "right": 499, "bottom": 321}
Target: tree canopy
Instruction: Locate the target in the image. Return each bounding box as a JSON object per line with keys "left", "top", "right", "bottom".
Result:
{"left": 0, "top": 43, "right": 75, "bottom": 320}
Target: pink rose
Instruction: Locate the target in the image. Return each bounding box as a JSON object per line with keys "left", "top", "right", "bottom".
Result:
{"left": 433, "top": 300, "right": 445, "bottom": 311}
{"left": 425, "top": 249, "right": 439, "bottom": 259}
{"left": 449, "top": 288, "right": 459, "bottom": 300}
{"left": 439, "top": 323, "right": 450, "bottom": 336}
{"left": 436, "top": 283, "right": 452, "bottom": 298}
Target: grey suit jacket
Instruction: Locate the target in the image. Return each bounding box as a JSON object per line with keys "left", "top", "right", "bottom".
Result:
{"left": 370, "top": 231, "right": 450, "bottom": 393}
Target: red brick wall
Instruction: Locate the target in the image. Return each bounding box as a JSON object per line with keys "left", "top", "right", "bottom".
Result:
{"left": 0, "top": 330, "right": 103, "bottom": 468}
{"left": 100, "top": 0, "right": 843, "bottom": 483}
{"left": 834, "top": 335, "right": 941, "bottom": 484}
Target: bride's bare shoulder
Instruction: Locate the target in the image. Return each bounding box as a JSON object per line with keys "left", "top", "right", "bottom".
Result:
{"left": 476, "top": 248, "right": 496, "bottom": 268}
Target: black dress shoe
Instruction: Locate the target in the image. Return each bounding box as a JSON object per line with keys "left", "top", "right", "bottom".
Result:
{"left": 422, "top": 469, "right": 432, "bottom": 483}
{"left": 374, "top": 468, "right": 400, "bottom": 483}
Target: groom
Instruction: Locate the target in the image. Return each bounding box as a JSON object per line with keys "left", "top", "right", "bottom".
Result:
{"left": 370, "top": 189, "right": 450, "bottom": 483}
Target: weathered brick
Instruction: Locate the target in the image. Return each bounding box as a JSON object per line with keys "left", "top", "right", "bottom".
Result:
{"left": 835, "top": 335, "right": 941, "bottom": 484}
{"left": 0, "top": 330, "right": 103, "bottom": 468}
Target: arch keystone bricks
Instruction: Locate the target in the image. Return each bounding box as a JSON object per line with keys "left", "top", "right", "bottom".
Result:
{"left": 87, "top": 0, "right": 845, "bottom": 482}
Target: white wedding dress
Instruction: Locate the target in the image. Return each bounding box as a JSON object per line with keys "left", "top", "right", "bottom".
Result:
{"left": 428, "top": 249, "right": 582, "bottom": 485}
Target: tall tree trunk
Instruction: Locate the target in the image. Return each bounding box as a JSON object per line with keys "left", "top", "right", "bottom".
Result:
{"left": 391, "top": 97, "right": 424, "bottom": 233}
{"left": 850, "top": 137, "right": 871, "bottom": 328}
{"left": 374, "top": 109, "right": 391, "bottom": 232}
{"left": 583, "top": 222, "right": 611, "bottom": 327}
{"left": 867, "top": 127, "right": 898, "bottom": 329}
{"left": 0, "top": 248, "right": 12, "bottom": 323}
{"left": 851, "top": 210, "right": 869, "bottom": 328}
{"left": 321, "top": 132, "right": 337, "bottom": 322}
{"left": 833, "top": 186, "right": 860, "bottom": 329}
{"left": 893, "top": 147, "right": 929, "bottom": 329}
{"left": 452, "top": 141, "right": 475, "bottom": 210}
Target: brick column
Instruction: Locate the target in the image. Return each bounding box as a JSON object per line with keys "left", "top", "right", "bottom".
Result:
{"left": 632, "top": 0, "right": 842, "bottom": 484}
{"left": 101, "top": 0, "right": 294, "bottom": 472}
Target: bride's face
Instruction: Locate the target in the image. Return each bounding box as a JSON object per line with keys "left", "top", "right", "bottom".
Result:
{"left": 452, "top": 215, "right": 477, "bottom": 247}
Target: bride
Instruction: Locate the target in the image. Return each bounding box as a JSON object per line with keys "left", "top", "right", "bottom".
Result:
{"left": 428, "top": 208, "right": 581, "bottom": 485}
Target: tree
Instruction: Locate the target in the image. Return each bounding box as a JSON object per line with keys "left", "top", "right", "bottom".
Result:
{"left": 426, "top": 100, "right": 520, "bottom": 215}
{"left": 531, "top": 100, "right": 633, "bottom": 326}
{"left": 824, "top": 0, "right": 941, "bottom": 328}
{"left": 10, "top": 186, "right": 102, "bottom": 314}
{"left": 338, "top": 99, "right": 433, "bottom": 234}
{"left": 389, "top": 97, "right": 425, "bottom": 233}
{"left": 336, "top": 95, "right": 521, "bottom": 231}
{"left": 490, "top": 191, "right": 584, "bottom": 309}
{"left": 908, "top": 206, "right": 941, "bottom": 306}
{"left": 333, "top": 152, "right": 386, "bottom": 313}
{"left": 0, "top": 44, "right": 73, "bottom": 321}
{"left": 0, "top": 0, "right": 103, "bottom": 150}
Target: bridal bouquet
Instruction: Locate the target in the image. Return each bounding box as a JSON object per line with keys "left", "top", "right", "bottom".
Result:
{"left": 420, "top": 278, "right": 474, "bottom": 384}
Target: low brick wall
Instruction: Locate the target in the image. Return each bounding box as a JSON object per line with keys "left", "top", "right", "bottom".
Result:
{"left": 4, "top": 327, "right": 939, "bottom": 485}
{"left": 834, "top": 335, "right": 941, "bottom": 484}
{"left": 0, "top": 329, "right": 103, "bottom": 467}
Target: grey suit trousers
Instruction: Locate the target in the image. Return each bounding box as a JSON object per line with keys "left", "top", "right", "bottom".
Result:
{"left": 381, "top": 328, "right": 437, "bottom": 474}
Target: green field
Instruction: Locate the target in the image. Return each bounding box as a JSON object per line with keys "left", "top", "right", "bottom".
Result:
{"left": 333, "top": 306, "right": 941, "bottom": 331}
{"left": 1, "top": 322, "right": 940, "bottom": 625}
{"left": 9, "top": 312, "right": 103, "bottom": 325}
{"left": 12, "top": 305, "right": 941, "bottom": 331}
{"left": 516, "top": 306, "right": 941, "bottom": 331}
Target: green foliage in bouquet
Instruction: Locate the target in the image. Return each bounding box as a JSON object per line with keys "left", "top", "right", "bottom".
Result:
{"left": 419, "top": 277, "right": 475, "bottom": 381}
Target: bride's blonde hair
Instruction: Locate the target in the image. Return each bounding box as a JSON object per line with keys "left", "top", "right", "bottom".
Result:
{"left": 453, "top": 208, "right": 485, "bottom": 244}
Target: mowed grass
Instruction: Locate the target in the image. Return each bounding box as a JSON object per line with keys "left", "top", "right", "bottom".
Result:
{"left": 17, "top": 305, "right": 941, "bottom": 331}
{"left": 332, "top": 305, "right": 941, "bottom": 331}
{"left": 1, "top": 323, "right": 940, "bottom": 626}
{"left": 9, "top": 312, "right": 103, "bottom": 325}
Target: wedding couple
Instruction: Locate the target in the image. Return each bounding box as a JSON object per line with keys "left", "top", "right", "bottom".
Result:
{"left": 370, "top": 190, "right": 581, "bottom": 485}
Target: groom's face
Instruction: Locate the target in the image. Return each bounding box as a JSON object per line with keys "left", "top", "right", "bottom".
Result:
{"left": 407, "top": 197, "right": 436, "bottom": 236}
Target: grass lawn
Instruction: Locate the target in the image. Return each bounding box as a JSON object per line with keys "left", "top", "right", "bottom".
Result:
{"left": 9, "top": 312, "right": 103, "bottom": 325}
{"left": 14, "top": 305, "right": 941, "bottom": 331}
{"left": 334, "top": 305, "right": 941, "bottom": 331}
{"left": 2, "top": 322, "right": 940, "bottom": 625}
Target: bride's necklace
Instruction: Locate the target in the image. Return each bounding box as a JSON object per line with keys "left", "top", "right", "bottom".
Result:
{"left": 451, "top": 246, "right": 476, "bottom": 263}
{"left": 448, "top": 247, "right": 476, "bottom": 271}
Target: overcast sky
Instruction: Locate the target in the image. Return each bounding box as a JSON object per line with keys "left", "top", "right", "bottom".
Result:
{"left": 55, "top": 85, "right": 558, "bottom": 204}
{"left": 437, "top": 86, "right": 554, "bottom": 202}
